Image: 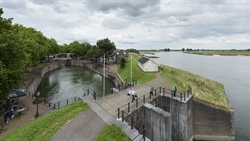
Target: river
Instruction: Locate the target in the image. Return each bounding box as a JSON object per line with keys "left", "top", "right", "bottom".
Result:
{"left": 151, "top": 52, "right": 250, "bottom": 141}
{"left": 36, "top": 66, "right": 115, "bottom": 103}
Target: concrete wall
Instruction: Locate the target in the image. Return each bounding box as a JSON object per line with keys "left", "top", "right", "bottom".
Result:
{"left": 144, "top": 103, "right": 171, "bottom": 141}
{"left": 193, "top": 100, "right": 235, "bottom": 140}
{"left": 125, "top": 93, "right": 234, "bottom": 141}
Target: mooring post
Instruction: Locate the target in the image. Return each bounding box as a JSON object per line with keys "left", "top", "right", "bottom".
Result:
{"left": 155, "top": 89, "right": 157, "bottom": 96}
{"left": 128, "top": 103, "right": 130, "bottom": 113}
{"left": 160, "top": 87, "right": 161, "bottom": 94}
{"left": 184, "top": 93, "right": 186, "bottom": 101}
{"left": 75, "top": 97, "right": 76, "bottom": 101}
{"left": 150, "top": 93, "right": 152, "bottom": 100}
{"left": 143, "top": 95, "right": 145, "bottom": 103}
{"left": 58, "top": 102, "right": 60, "bottom": 109}
{"left": 54, "top": 103, "right": 56, "bottom": 109}
{"left": 163, "top": 88, "right": 165, "bottom": 95}
{"left": 49, "top": 102, "right": 50, "bottom": 108}
{"left": 180, "top": 93, "right": 182, "bottom": 101}
{"left": 67, "top": 99, "right": 68, "bottom": 105}
{"left": 87, "top": 89, "right": 89, "bottom": 96}
{"left": 171, "top": 90, "right": 173, "bottom": 98}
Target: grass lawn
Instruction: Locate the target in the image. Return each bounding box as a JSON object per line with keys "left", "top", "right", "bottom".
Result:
{"left": 94, "top": 124, "right": 130, "bottom": 141}
{"left": 1, "top": 100, "right": 89, "bottom": 141}
{"left": 186, "top": 50, "right": 250, "bottom": 56}
{"left": 160, "top": 65, "right": 232, "bottom": 110}
{"left": 117, "top": 53, "right": 156, "bottom": 84}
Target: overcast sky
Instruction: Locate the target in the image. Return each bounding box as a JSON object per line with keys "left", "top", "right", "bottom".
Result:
{"left": 1, "top": 0, "right": 249, "bottom": 50}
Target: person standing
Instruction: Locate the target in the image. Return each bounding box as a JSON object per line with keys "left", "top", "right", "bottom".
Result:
{"left": 172, "top": 85, "right": 177, "bottom": 97}
{"left": 150, "top": 87, "right": 154, "bottom": 96}
{"left": 131, "top": 89, "right": 135, "bottom": 103}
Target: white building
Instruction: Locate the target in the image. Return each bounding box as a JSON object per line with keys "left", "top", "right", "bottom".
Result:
{"left": 138, "top": 57, "right": 158, "bottom": 72}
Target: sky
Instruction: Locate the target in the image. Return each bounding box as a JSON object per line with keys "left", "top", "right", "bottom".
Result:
{"left": 1, "top": 0, "right": 249, "bottom": 50}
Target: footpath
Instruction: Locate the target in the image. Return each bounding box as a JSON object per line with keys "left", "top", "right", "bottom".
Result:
{"left": 51, "top": 96, "right": 149, "bottom": 141}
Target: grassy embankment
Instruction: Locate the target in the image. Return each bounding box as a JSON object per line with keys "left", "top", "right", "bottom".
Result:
{"left": 117, "top": 52, "right": 231, "bottom": 110}
{"left": 117, "top": 53, "right": 156, "bottom": 84}
{"left": 160, "top": 65, "right": 232, "bottom": 110}
{"left": 94, "top": 124, "right": 130, "bottom": 141}
{"left": 186, "top": 50, "right": 250, "bottom": 56}
{"left": 1, "top": 100, "right": 89, "bottom": 141}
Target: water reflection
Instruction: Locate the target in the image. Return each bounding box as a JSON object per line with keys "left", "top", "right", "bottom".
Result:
{"left": 36, "top": 66, "right": 115, "bottom": 103}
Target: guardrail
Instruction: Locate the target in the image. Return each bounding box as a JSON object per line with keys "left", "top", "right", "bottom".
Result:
{"left": 48, "top": 97, "right": 78, "bottom": 109}
{"left": 82, "top": 89, "right": 97, "bottom": 101}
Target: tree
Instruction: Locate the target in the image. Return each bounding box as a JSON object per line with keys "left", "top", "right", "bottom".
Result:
{"left": 96, "top": 38, "right": 116, "bottom": 63}
{"left": 120, "top": 57, "right": 126, "bottom": 68}
{"left": 182, "top": 48, "right": 185, "bottom": 52}
{"left": 0, "top": 8, "right": 31, "bottom": 100}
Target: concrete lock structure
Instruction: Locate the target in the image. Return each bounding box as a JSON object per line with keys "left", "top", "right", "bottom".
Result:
{"left": 130, "top": 94, "right": 234, "bottom": 141}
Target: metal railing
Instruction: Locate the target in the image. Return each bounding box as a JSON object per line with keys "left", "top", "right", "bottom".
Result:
{"left": 82, "top": 89, "right": 97, "bottom": 101}
{"left": 48, "top": 97, "right": 78, "bottom": 109}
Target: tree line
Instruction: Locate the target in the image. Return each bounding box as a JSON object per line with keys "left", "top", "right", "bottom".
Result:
{"left": 0, "top": 8, "right": 116, "bottom": 100}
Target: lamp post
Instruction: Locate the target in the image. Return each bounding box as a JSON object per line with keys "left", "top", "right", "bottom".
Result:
{"left": 35, "top": 92, "right": 40, "bottom": 118}
{"left": 131, "top": 53, "right": 132, "bottom": 85}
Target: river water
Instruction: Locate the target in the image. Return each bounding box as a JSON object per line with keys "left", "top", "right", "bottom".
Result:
{"left": 151, "top": 52, "right": 250, "bottom": 140}
{"left": 36, "top": 66, "right": 115, "bottom": 103}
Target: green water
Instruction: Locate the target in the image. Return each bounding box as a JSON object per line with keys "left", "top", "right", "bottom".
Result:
{"left": 36, "top": 66, "right": 115, "bottom": 103}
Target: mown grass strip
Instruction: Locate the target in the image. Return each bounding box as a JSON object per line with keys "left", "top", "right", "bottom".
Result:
{"left": 117, "top": 53, "right": 156, "bottom": 84}
{"left": 1, "top": 100, "right": 89, "bottom": 141}
{"left": 160, "top": 65, "right": 232, "bottom": 110}
{"left": 94, "top": 124, "right": 130, "bottom": 141}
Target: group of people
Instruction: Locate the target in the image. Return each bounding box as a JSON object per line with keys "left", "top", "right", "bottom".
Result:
{"left": 126, "top": 85, "right": 178, "bottom": 103}
{"left": 127, "top": 89, "right": 136, "bottom": 102}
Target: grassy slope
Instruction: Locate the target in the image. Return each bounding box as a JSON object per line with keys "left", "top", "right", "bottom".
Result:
{"left": 117, "top": 53, "right": 156, "bottom": 84}
{"left": 94, "top": 124, "right": 130, "bottom": 141}
{"left": 1, "top": 100, "right": 89, "bottom": 141}
{"left": 160, "top": 65, "right": 232, "bottom": 110}
{"left": 117, "top": 53, "right": 231, "bottom": 110}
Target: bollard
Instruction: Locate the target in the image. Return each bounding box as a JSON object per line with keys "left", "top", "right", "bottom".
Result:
{"left": 44, "top": 99, "right": 46, "bottom": 105}
{"left": 136, "top": 99, "right": 138, "bottom": 108}
{"left": 150, "top": 93, "right": 151, "bottom": 100}
{"left": 160, "top": 87, "right": 162, "bottom": 94}
{"left": 180, "top": 93, "right": 182, "bottom": 101}
{"left": 87, "top": 89, "right": 89, "bottom": 96}
{"left": 171, "top": 90, "right": 173, "bottom": 98}
{"left": 49, "top": 102, "right": 51, "bottom": 108}
{"left": 184, "top": 93, "right": 186, "bottom": 101}
{"left": 118, "top": 108, "right": 120, "bottom": 119}
{"left": 67, "top": 99, "right": 68, "bottom": 105}
{"left": 155, "top": 89, "right": 157, "bottom": 96}
{"left": 163, "top": 88, "right": 165, "bottom": 95}
{"left": 128, "top": 103, "right": 130, "bottom": 113}
{"left": 143, "top": 95, "right": 145, "bottom": 103}
{"left": 75, "top": 97, "right": 76, "bottom": 101}
{"left": 131, "top": 117, "right": 133, "bottom": 129}
{"left": 54, "top": 104, "right": 56, "bottom": 109}
{"left": 122, "top": 111, "right": 124, "bottom": 122}
{"left": 58, "top": 102, "right": 60, "bottom": 109}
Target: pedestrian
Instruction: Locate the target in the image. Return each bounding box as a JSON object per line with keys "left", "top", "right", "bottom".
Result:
{"left": 150, "top": 87, "right": 154, "bottom": 96}
{"left": 131, "top": 89, "right": 135, "bottom": 103}
{"left": 127, "top": 89, "right": 131, "bottom": 100}
{"left": 172, "top": 85, "right": 177, "bottom": 97}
